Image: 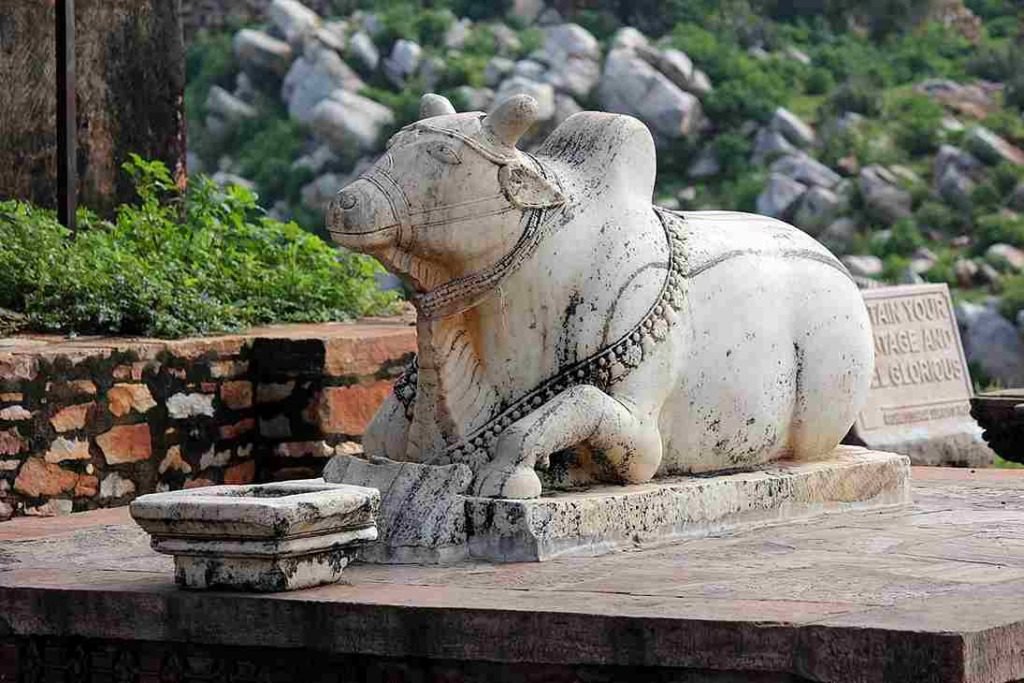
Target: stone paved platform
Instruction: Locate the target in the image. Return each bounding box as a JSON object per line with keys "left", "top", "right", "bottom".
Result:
{"left": 2, "top": 467, "right": 1024, "bottom": 682}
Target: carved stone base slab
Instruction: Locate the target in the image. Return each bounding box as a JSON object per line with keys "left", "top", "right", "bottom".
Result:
{"left": 130, "top": 481, "right": 379, "bottom": 591}
{"left": 465, "top": 447, "right": 911, "bottom": 562}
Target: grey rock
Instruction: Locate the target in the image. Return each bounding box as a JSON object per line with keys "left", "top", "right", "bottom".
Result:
{"left": 315, "top": 21, "right": 348, "bottom": 53}
{"left": 908, "top": 246, "right": 938, "bottom": 274}
{"left": 859, "top": 164, "right": 912, "bottom": 223}
{"left": 233, "top": 29, "right": 293, "bottom": 77}
{"left": 292, "top": 144, "right": 341, "bottom": 175}
{"left": 536, "top": 24, "right": 601, "bottom": 98}
{"left": 484, "top": 57, "right": 515, "bottom": 88}
{"left": 211, "top": 172, "right": 255, "bottom": 191}
{"left": 543, "top": 23, "right": 600, "bottom": 61}
{"left": 552, "top": 92, "right": 583, "bottom": 127}
{"left": 453, "top": 85, "right": 494, "bottom": 112}
{"left": 818, "top": 217, "right": 858, "bottom": 253}
{"left": 490, "top": 23, "right": 521, "bottom": 55}
{"left": 511, "top": 0, "right": 545, "bottom": 24}
{"left": 282, "top": 46, "right": 365, "bottom": 125}
{"left": 964, "top": 126, "right": 1024, "bottom": 167}
{"left": 1010, "top": 182, "right": 1024, "bottom": 212}
{"left": 348, "top": 31, "right": 379, "bottom": 73}
{"left": 610, "top": 26, "right": 649, "bottom": 52}
{"left": 444, "top": 17, "right": 473, "bottom": 50}
{"left": 978, "top": 262, "right": 1004, "bottom": 286}
{"left": 233, "top": 72, "right": 258, "bottom": 104}
{"left": 513, "top": 59, "right": 546, "bottom": 81}
{"left": 756, "top": 173, "right": 807, "bottom": 219}
{"left": 934, "top": 144, "right": 983, "bottom": 181}
{"left": 770, "top": 107, "right": 816, "bottom": 148}
{"left": 323, "top": 454, "right": 473, "bottom": 564}
{"left": 687, "top": 146, "right": 721, "bottom": 179}
{"left": 598, "top": 49, "right": 704, "bottom": 140}
{"left": 954, "top": 258, "right": 980, "bottom": 287}
{"left": 937, "top": 164, "right": 976, "bottom": 211}
{"left": 418, "top": 55, "right": 446, "bottom": 92}
{"left": 770, "top": 153, "right": 841, "bottom": 188}
{"left": 206, "top": 86, "right": 257, "bottom": 124}
{"left": 956, "top": 301, "right": 1024, "bottom": 387}
{"left": 536, "top": 7, "right": 564, "bottom": 26}
{"left": 783, "top": 45, "right": 812, "bottom": 65}
{"left": 269, "top": 0, "right": 321, "bottom": 47}
{"left": 311, "top": 89, "right": 395, "bottom": 152}
{"left": 301, "top": 172, "right": 343, "bottom": 211}
{"left": 940, "top": 115, "right": 965, "bottom": 133}
{"left": 793, "top": 186, "right": 842, "bottom": 236}
{"left": 641, "top": 47, "right": 712, "bottom": 97}
{"left": 841, "top": 255, "right": 884, "bottom": 278}
{"left": 986, "top": 243, "right": 1024, "bottom": 272}
{"left": 493, "top": 77, "right": 556, "bottom": 122}
{"left": 897, "top": 267, "right": 925, "bottom": 285}
{"left": 752, "top": 127, "right": 798, "bottom": 165}
{"left": 383, "top": 39, "right": 422, "bottom": 88}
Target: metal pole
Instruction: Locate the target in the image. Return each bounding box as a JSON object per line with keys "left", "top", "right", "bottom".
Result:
{"left": 56, "top": 0, "right": 77, "bottom": 232}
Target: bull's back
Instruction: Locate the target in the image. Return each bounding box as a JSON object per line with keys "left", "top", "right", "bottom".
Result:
{"left": 654, "top": 211, "right": 873, "bottom": 474}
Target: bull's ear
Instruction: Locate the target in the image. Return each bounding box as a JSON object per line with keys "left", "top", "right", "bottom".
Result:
{"left": 485, "top": 94, "right": 538, "bottom": 148}
{"left": 498, "top": 163, "right": 565, "bottom": 209}
{"left": 420, "top": 93, "right": 456, "bottom": 119}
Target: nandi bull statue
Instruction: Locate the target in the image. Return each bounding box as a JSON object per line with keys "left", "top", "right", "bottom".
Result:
{"left": 327, "top": 93, "right": 874, "bottom": 500}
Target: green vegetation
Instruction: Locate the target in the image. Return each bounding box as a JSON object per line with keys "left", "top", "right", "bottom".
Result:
{"left": 0, "top": 157, "right": 395, "bottom": 338}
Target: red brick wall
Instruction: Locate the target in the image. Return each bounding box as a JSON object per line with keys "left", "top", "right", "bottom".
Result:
{"left": 0, "top": 321, "right": 415, "bottom": 520}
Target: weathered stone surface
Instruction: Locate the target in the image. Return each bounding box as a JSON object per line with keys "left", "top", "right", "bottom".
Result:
{"left": 97, "top": 424, "right": 153, "bottom": 465}
{"left": 49, "top": 403, "right": 92, "bottom": 433}
{"left": 347, "top": 31, "right": 379, "bottom": 72}
{"left": 130, "top": 480, "right": 379, "bottom": 591}
{"left": 166, "top": 393, "right": 215, "bottom": 419}
{"left": 957, "top": 300, "right": 1024, "bottom": 389}
{"left": 853, "top": 285, "right": 995, "bottom": 467}
{"left": 323, "top": 455, "right": 472, "bottom": 563}
{"left": 158, "top": 446, "right": 192, "bottom": 475}
{"left": 770, "top": 107, "right": 816, "bottom": 147}
{"left": 316, "top": 382, "right": 394, "bottom": 436}
{"left": 220, "top": 381, "right": 254, "bottom": 410}
{"left": 14, "top": 458, "right": 81, "bottom": 498}
{"left": 756, "top": 173, "right": 807, "bottom": 218}
{"left": 383, "top": 39, "right": 422, "bottom": 88}
{"left": 100, "top": 473, "right": 136, "bottom": 500}
{"left": 964, "top": 125, "right": 1024, "bottom": 166}
{"left": 467, "top": 448, "right": 909, "bottom": 562}
{"left": 327, "top": 94, "right": 874, "bottom": 501}
{"left": 0, "top": 429, "right": 24, "bottom": 456}
{"left": 282, "top": 46, "right": 364, "bottom": 125}
{"left": 310, "top": 89, "right": 395, "bottom": 152}
{"left": 771, "top": 153, "right": 840, "bottom": 188}
{"left": 44, "top": 437, "right": 91, "bottom": 464}
{"left": 107, "top": 384, "right": 157, "bottom": 417}
{"left": 268, "top": 0, "right": 321, "bottom": 47}
{"left": 0, "top": 406, "right": 32, "bottom": 422}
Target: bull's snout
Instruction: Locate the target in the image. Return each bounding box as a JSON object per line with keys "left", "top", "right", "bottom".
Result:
{"left": 325, "top": 179, "right": 399, "bottom": 249}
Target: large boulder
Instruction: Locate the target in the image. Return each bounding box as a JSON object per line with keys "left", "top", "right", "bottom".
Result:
{"left": 283, "top": 46, "right": 365, "bottom": 125}
{"left": 964, "top": 126, "right": 1024, "bottom": 167}
{"left": 770, "top": 153, "right": 840, "bottom": 188}
{"left": 858, "top": 165, "right": 912, "bottom": 224}
{"left": 936, "top": 164, "right": 976, "bottom": 211}
{"left": 301, "top": 172, "right": 344, "bottom": 212}
{"left": 637, "top": 47, "right": 712, "bottom": 97}
{"left": 533, "top": 24, "right": 601, "bottom": 98}
{"left": 770, "top": 107, "right": 816, "bottom": 148}
{"left": 956, "top": 301, "right": 1024, "bottom": 388}
{"left": 792, "top": 186, "right": 842, "bottom": 237}
{"left": 484, "top": 57, "right": 515, "bottom": 88}
{"left": 841, "top": 255, "right": 884, "bottom": 278}
{"left": 752, "top": 127, "right": 797, "bottom": 165}
{"left": 234, "top": 29, "right": 293, "bottom": 77}
{"left": 493, "top": 77, "right": 556, "bottom": 123}
{"left": 206, "top": 86, "right": 257, "bottom": 125}
{"left": 598, "top": 49, "right": 704, "bottom": 140}
{"left": 269, "top": 0, "right": 321, "bottom": 47}
{"left": 383, "top": 39, "right": 423, "bottom": 88}
{"left": 310, "top": 90, "right": 395, "bottom": 152}
{"left": 756, "top": 173, "right": 807, "bottom": 219}
{"left": 348, "top": 31, "right": 379, "bottom": 73}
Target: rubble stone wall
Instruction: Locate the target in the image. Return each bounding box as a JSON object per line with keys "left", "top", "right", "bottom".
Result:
{"left": 0, "top": 322, "right": 415, "bottom": 521}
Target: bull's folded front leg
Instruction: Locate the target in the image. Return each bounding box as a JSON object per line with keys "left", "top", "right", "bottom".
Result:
{"left": 472, "top": 385, "right": 663, "bottom": 499}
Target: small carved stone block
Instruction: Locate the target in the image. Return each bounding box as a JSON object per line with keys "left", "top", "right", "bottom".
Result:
{"left": 130, "top": 480, "right": 378, "bottom": 592}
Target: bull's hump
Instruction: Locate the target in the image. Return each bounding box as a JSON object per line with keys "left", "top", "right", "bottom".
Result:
{"left": 677, "top": 210, "right": 849, "bottom": 280}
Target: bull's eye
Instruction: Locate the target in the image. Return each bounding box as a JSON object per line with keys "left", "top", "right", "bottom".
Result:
{"left": 426, "top": 142, "right": 462, "bottom": 166}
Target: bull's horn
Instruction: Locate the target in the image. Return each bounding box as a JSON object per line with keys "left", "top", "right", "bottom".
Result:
{"left": 419, "top": 93, "right": 456, "bottom": 119}
{"left": 484, "top": 94, "right": 538, "bottom": 148}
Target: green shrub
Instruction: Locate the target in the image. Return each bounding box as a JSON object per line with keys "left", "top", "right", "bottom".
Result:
{"left": 975, "top": 211, "right": 1024, "bottom": 250}
{"left": 886, "top": 92, "right": 945, "bottom": 156}
{"left": 0, "top": 157, "right": 395, "bottom": 338}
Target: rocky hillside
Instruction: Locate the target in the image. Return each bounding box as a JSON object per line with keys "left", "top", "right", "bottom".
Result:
{"left": 185, "top": 0, "right": 1024, "bottom": 388}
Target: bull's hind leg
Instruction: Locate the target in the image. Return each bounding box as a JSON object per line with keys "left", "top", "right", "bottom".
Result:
{"left": 472, "top": 385, "right": 663, "bottom": 499}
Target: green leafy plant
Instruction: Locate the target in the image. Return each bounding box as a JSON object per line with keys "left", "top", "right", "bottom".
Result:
{"left": 0, "top": 157, "right": 395, "bottom": 338}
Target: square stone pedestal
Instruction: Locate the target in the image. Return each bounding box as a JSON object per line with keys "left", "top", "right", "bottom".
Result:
{"left": 129, "top": 480, "right": 379, "bottom": 591}
{"left": 466, "top": 446, "right": 910, "bottom": 562}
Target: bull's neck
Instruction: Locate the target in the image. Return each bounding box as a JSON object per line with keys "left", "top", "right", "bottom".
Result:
{"left": 406, "top": 198, "right": 668, "bottom": 461}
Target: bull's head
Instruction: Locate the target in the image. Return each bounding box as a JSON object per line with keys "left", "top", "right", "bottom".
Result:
{"left": 326, "top": 93, "right": 565, "bottom": 293}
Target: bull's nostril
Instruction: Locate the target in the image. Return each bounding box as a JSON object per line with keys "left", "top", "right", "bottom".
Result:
{"left": 338, "top": 192, "right": 357, "bottom": 210}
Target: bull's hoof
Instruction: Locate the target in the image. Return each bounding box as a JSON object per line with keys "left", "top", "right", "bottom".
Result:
{"left": 472, "top": 465, "right": 542, "bottom": 499}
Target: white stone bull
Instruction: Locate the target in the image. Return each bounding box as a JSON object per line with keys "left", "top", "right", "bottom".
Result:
{"left": 327, "top": 93, "right": 874, "bottom": 499}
